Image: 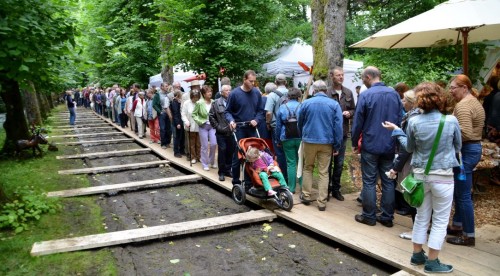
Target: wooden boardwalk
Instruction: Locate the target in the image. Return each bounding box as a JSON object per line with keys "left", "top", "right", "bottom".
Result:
{"left": 51, "top": 111, "right": 500, "bottom": 276}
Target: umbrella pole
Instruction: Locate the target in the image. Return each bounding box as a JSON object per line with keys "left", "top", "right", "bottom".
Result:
{"left": 462, "top": 28, "right": 470, "bottom": 76}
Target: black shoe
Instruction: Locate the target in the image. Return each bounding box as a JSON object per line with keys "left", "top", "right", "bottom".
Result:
{"left": 332, "top": 191, "right": 344, "bottom": 201}
{"left": 355, "top": 214, "right": 375, "bottom": 226}
{"left": 300, "top": 194, "right": 312, "bottom": 206}
{"left": 224, "top": 172, "right": 232, "bottom": 178}
{"left": 396, "top": 209, "right": 411, "bottom": 216}
{"left": 318, "top": 206, "right": 326, "bottom": 211}
{"left": 356, "top": 197, "right": 362, "bottom": 204}
{"left": 446, "top": 235, "right": 475, "bottom": 246}
{"left": 219, "top": 175, "right": 225, "bottom": 181}
{"left": 174, "top": 153, "right": 182, "bottom": 158}
{"left": 446, "top": 226, "right": 462, "bottom": 236}
{"left": 376, "top": 217, "right": 394, "bottom": 228}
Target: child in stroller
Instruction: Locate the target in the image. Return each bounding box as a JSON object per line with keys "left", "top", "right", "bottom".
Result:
{"left": 246, "top": 146, "right": 288, "bottom": 196}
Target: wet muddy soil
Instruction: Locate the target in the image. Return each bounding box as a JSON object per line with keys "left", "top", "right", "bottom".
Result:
{"left": 59, "top": 119, "right": 396, "bottom": 276}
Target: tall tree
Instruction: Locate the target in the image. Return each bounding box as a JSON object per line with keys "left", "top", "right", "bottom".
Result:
{"left": 311, "top": 0, "right": 348, "bottom": 80}
{"left": 0, "top": 0, "right": 76, "bottom": 151}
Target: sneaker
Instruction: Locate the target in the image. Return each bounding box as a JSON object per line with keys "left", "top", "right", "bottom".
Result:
{"left": 203, "top": 167, "right": 209, "bottom": 171}
{"left": 399, "top": 232, "right": 412, "bottom": 240}
{"left": 161, "top": 145, "right": 167, "bottom": 149}
{"left": 211, "top": 164, "right": 217, "bottom": 169}
{"left": 424, "top": 259, "right": 453, "bottom": 273}
{"left": 410, "top": 250, "right": 427, "bottom": 266}
{"left": 267, "top": 190, "right": 277, "bottom": 196}
{"left": 376, "top": 216, "right": 394, "bottom": 228}
{"left": 191, "top": 159, "right": 197, "bottom": 164}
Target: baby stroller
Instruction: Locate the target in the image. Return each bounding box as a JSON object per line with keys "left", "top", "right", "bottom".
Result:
{"left": 231, "top": 124, "right": 294, "bottom": 211}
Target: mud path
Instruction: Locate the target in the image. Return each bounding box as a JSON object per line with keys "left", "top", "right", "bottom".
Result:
{"left": 58, "top": 114, "right": 395, "bottom": 276}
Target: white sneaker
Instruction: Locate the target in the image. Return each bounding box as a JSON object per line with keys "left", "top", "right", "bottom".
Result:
{"left": 399, "top": 232, "right": 412, "bottom": 240}
{"left": 267, "top": 190, "right": 277, "bottom": 196}
{"left": 203, "top": 167, "right": 209, "bottom": 171}
{"left": 211, "top": 164, "right": 217, "bottom": 169}
{"left": 191, "top": 159, "right": 196, "bottom": 164}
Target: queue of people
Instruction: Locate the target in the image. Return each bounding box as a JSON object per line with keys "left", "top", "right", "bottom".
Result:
{"left": 68, "top": 65, "right": 499, "bottom": 274}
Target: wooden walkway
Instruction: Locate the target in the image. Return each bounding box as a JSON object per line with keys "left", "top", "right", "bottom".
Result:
{"left": 50, "top": 111, "right": 500, "bottom": 276}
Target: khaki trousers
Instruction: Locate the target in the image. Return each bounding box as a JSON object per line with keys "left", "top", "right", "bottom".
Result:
{"left": 302, "top": 142, "right": 333, "bottom": 208}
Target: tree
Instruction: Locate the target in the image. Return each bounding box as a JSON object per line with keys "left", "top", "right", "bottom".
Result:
{"left": 311, "top": 0, "right": 348, "bottom": 80}
{"left": 0, "top": 0, "right": 76, "bottom": 152}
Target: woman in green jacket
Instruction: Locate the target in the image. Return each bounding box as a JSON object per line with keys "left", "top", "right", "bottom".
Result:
{"left": 192, "top": 85, "right": 217, "bottom": 171}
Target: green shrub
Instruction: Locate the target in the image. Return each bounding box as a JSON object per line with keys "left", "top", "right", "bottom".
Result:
{"left": 0, "top": 186, "right": 61, "bottom": 233}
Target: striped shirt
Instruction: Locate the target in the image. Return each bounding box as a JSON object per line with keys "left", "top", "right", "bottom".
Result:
{"left": 453, "top": 96, "right": 485, "bottom": 142}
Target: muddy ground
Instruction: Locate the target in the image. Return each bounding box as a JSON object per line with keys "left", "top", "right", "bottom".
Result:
{"left": 55, "top": 118, "right": 396, "bottom": 276}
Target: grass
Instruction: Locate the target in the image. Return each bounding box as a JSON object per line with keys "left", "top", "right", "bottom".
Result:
{"left": 0, "top": 107, "right": 117, "bottom": 276}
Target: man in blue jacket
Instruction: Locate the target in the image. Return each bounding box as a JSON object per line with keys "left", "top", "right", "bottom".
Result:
{"left": 351, "top": 66, "right": 403, "bottom": 227}
{"left": 298, "top": 80, "right": 343, "bottom": 211}
{"left": 224, "top": 70, "right": 265, "bottom": 185}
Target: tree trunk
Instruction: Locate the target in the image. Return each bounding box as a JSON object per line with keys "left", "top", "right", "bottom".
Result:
{"left": 160, "top": 33, "right": 174, "bottom": 84}
{"left": 0, "top": 79, "right": 30, "bottom": 152}
{"left": 22, "top": 87, "right": 42, "bottom": 126}
{"left": 36, "top": 91, "right": 49, "bottom": 121}
{"left": 48, "top": 93, "right": 55, "bottom": 109}
{"left": 311, "top": 0, "right": 348, "bottom": 83}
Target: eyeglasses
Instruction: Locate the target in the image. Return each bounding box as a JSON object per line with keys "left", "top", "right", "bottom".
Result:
{"left": 449, "top": 85, "right": 461, "bottom": 90}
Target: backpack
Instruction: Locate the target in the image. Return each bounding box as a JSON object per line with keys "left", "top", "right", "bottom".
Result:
{"left": 283, "top": 103, "right": 301, "bottom": 139}
{"left": 272, "top": 90, "right": 289, "bottom": 118}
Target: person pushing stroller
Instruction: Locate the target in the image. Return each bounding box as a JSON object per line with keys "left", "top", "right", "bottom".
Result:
{"left": 246, "top": 146, "right": 288, "bottom": 196}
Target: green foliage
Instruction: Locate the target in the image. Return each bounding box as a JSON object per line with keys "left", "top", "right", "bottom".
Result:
{"left": 156, "top": 0, "right": 311, "bottom": 84}
{"left": 0, "top": 186, "right": 61, "bottom": 233}
{"left": 79, "top": 0, "right": 161, "bottom": 87}
{"left": 0, "top": 0, "right": 77, "bottom": 92}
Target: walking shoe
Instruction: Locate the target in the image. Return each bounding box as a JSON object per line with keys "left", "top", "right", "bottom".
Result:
{"left": 332, "top": 191, "right": 344, "bottom": 201}
{"left": 410, "top": 250, "right": 427, "bottom": 266}
{"left": 399, "top": 232, "right": 412, "bottom": 240}
{"left": 424, "top": 259, "right": 453, "bottom": 273}
{"left": 218, "top": 174, "right": 225, "bottom": 181}
{"left": 211, "top": 164, "right": 217, "bottom": 169}
{"left": 318, "top": 206, "right": 326, "bottom": 211}
{"left": 191, "top": 159, "right": 197, "bottom": 164}
{"left": 356, "top": 197, "right": 362, "bottom": 204}
{"left": 161, "top": 145, "right": 167, "bottom": 149}
{"left": 267, "top": 190, "right": 277, "bottom": 196}
{"left": 299, "top": 194, "right": 312, "bottom": 205}
{"left": 203, "top": 167, "right": 209, "bottom": 171}
{"left": 446, "top": 226, "right": 462, "bottom": 236}
{"left": 174, "top": 153, "right": 182, "bottom": 158}
{"left": 376, "top": 216, "right": 394, "bottom": 228}
{"left": 354, "top": 214, "right": 376, "bottom": 226}
{"left": 446, "top": 235, "right": 475, "bottom": 246}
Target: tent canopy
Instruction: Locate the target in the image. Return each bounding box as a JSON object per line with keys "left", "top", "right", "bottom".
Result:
{"left": 263, "top": 38, "right": 363, "bottom": 76}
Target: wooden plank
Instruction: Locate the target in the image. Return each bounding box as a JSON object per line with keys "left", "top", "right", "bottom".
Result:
{"left": 58, "top": 160, "right": 169, "bottom": 175}
{"left": 51, "top": 124, "right": 110, "bottom": 128}
{"left": 55, "top": 126, "right": 116, "bottom": 131}
{"left": 390, "top": 271, "right": 414, "bottom": 276}
{"left": 50, "top": 132, "right": 123, "bottom": 138}
{"left": 56, "top": 148, "right": 151, "bottom": 159}
{"left": 56, "top": 138, "right": 133, "bottom": 145}
{"left": 47, "top": 175, "right": 202, "bottom": 197}
{"left": 31, "top": 209, "right": 276, "bottom": 256}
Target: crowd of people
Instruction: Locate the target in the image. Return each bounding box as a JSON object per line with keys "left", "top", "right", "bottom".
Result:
{"left": 63, "top": 65, "right": 500, "bottom": 274}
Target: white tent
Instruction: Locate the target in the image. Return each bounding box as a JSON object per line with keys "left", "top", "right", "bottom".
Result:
{"left": 148, "top": 67, "right": 204, "bottom": 92}
{"left": 262, "top": 38, "right": 364, "bottom": 101}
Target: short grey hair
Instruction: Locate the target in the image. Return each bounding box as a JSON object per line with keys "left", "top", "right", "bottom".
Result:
{"left": 313, "top": 80, "right": 327, "bottom": 92}
{"left": 361, "top": 66, "right": 381, "bottom": 80}
{"left": 221, "top": 84, "right": 231, "bottom": 91}
{"left": 264, "top": 82, "right": 277, "bottom": 94}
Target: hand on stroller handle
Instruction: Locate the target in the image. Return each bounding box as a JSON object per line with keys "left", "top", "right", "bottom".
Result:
{"left": 230, "top": 120, "right": 258, "bottom": 130}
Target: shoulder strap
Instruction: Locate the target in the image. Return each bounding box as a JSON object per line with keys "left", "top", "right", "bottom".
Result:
{"left": 273, "top": 90, "right": 283, "bottom": 98}
{"left": 425, "top": 115, "right": 446, "bottom": 175}
{"left": 284, "top": 103, "right": 293, "bottom": 117}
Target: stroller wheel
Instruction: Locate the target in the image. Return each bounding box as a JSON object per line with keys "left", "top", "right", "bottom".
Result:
{"left": 232, "top": 184, "right": 246, "bottom": 205}
{"left": 277, "top": 189, "right": 294, "bottom": 211}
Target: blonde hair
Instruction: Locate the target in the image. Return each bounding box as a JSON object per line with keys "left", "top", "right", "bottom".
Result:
{"left": 403, "top": 90, "right": 416, "bottom": 104}
{"left": 246, "top": 147, "right": 260, "bottom": 162}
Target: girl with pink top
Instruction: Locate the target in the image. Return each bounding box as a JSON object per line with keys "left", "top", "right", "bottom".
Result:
{"left": 246, "top": 147, "right": 288, "bottom": 196}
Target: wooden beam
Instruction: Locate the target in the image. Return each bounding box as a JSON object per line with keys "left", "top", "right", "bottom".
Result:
{"left": 58, "top": 160, "right": 169, "bottom": 175}
{"left": 54, "top": 126, "right": 115, "bottom": 131}
{"left": 56, "top": 138, "right": 133, "bottom": 145}
{"left": 50, "top": 132, "right": 123, "bottom": 138}
{"left": 51, "top": 124, "right": 110, "bottom": 129}
{"left": 47, "top": 175, "right": 202, "bottom": 197}
{"left": 31, "top": 209, "right": 276, "bottom": 256}
{"left": 56, "top": 148, "right": 151, "bottom": 159}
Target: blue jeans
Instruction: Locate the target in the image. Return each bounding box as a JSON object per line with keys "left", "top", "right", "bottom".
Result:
{"left": 68, "top": 107, "right": 75, "bottom": 125}
{"left": 231, "top": 127, "right": 257, "bottom": 185}
{"left": 329, "top": 136, "right": 347, "bottom": 193}
{"left": 360, "top": 151, "right": 395, "bottom": 222}
{"left": 159, "top": 112, "right": 172, "bottom": 146}
{"left": 452, "top": 142, "right": 482, "bottom": 237}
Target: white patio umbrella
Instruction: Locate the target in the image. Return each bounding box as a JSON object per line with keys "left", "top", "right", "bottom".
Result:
{"left": 350, "top": 0, "right": 500, "bottom": 76}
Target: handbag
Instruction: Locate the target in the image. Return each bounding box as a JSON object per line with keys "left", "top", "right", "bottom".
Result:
{"left": 401, "top": 114, "right": 445, "bottom": 208}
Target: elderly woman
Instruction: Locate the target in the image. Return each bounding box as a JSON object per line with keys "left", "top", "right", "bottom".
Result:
{"left": 383, "top": 82, "right": 461, "bottom": 273}
{"left": 275, "top": 87, "right": 302, "bottom": 193}
{"left": 192, "top": 85, "right": 217, "bottom": 171}
{"left": 182, "top": 90, "right": 201, "bottom": 164}
{"left": 388, "top": 90, "right": 422, "bottom": 239}
{"left": 446, "top": 75, "right": 485, "bottom": 247}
